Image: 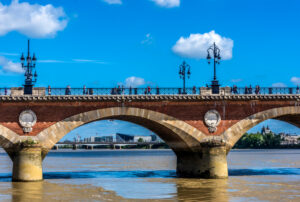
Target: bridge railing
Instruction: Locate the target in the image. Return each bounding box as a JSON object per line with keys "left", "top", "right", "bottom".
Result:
{"left": 46, "top": 87, "right": 202, "bottom": 96}
{"left": 0, "top": 87, "right": 299, "bottom": 96}
{"left": 232, "top": 87, "right": 299, "bottom": 95}
{"left": 45, "top": 87, "right": 300, "bottom": 95}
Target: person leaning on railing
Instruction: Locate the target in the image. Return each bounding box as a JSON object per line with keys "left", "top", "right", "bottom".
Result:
{"left": 255, "top": 85, "right": 260, "bottom": 94}
{"left": 147, "top": 86, "right": 151, "bottom": 95}
{"left": 83, "top": 85, "right": 87, "bottom": 95}
{"left": 232, "top": 85, "right": 238, "bottom": 94}
{"left": 48, "top": 85, "right": 51, "bottom": 95}
{"left": 248, "top": 85, "right": 253, "bottom": 94}
{"left": 244, "top": 86, "right": 248, "bottom": 94}
{"left": 297, "top": 85, "right": 300, "bottom": 94}
{"left": 88, "top": 88, "right": 94, "bottom": 95}
{"left": 117, "top": 85, "right": 121, "bottom": 95}
{"left": 65, "top": 85, "right": 71, "bottom": 95}
{"left": 192, "top": 86, "right": 196, "bottom": 94}
{"left": 129, "top": 86, "right": 132, "bottom": 95}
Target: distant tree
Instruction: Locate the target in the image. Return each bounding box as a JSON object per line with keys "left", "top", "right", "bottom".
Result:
{"left": 234, "top": 132, "right": 281, "bottom": 149}
{"left": 235, "top": 133, "right": 264, "bottom": 148}
{"left": 263, "top": 133, "right": 281, "bottom": 148}
{"left": 137, "top": 138, "right": 144, "bottom": 143}
{"left": 246, "top": 133, "right": 264, "bottom": 148}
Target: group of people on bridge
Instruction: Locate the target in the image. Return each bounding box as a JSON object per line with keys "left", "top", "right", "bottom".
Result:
{"left": 111, "top": 85, "right": 154, "bottom": 95}
{"left": 232, "top": 85, "right": 262, "bottom": 94}
{"left": 0, "top": 84, "right": 297, "bottom": 96}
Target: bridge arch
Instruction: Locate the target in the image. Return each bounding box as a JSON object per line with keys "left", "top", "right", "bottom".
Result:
{"left": 0, "top": 125, "right": 25, "bottom": 159}
{"left": 222, "top": 106, "right": 300, "bottom": 148}
{"left": 37, "top": 107, "right": 207, "bottom": 155}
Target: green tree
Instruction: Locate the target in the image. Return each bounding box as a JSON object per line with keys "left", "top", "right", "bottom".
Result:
{"left": 235, "top": 132, "right": 281, "bottom": 149}
{"left": 263, "top": 133, "right": 281, "bottom": 148}
{"left": 235, "top": 133, "right": 264, "bottom": 148}
{"left": 137, "top": 138, "right": 144, "bottom": 143}
{"left": 245, "top": 133, "right": 264, "bottom": 148}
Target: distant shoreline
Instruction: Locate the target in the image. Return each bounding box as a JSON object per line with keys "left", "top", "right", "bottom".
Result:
{"left": 49, "top": 148, "right": 173, "bottom": 152}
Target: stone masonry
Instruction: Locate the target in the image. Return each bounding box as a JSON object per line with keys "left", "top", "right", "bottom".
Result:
{"left": 0, "top": 94, "right": 299, "bottom": 181}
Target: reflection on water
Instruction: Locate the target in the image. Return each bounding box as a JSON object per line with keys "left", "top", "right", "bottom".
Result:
{"left": 176, "top": 179, "right": 229, "bottom": 202}
{"left": 0, "top": 149, "right": 299, "bottom": 201}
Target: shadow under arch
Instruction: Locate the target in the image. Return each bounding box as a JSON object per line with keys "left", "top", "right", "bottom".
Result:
{"left": 0, "top": 125, "right": 24, "bottom": 159}
{"left": 222, "top": 106, "right": 300, "bottom": 148}
{"left": 37, "top": 107, "right": 207, "bottom": 157}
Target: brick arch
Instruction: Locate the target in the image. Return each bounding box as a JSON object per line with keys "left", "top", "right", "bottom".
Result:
{"left": 37, "top": 107, "right": 207, "bottom": 154}
{"left": 222, "top": 106, "right": 300, "bottom": 148}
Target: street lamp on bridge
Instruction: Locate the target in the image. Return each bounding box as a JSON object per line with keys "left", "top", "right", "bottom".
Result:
{"left": 207, "top": 42, "right": 221, "bottom": 94}
{"left": 179, "top": 61, "right": 191, "bottom": 94}
{"left": 20, "top": 40, "right": 37, "bottom": 95}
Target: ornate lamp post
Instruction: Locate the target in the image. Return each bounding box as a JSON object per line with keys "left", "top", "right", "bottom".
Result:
{"left": 179, "top": 61, "right": 191, "bottom": 94}
{"left": 20, "top": 40, "right": 37, "bottom": 95}
{"left": 207, "top": 42, "right": 221, "bottom": 94}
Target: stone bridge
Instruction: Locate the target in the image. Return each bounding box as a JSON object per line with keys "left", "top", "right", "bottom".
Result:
{"left": 0, "top": 94, "right": 299, "bottom": 181}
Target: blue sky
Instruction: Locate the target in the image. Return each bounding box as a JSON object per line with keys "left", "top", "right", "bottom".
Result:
{"left": 63, "top": 119, "right": 300, "bottom": 141}
{"left": 0, "top": 0, "right": 299, "bottom": 139}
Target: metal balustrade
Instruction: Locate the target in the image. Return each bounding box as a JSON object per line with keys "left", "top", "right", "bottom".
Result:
{"left": 0, "top": 87, "right": 298, "bottom": 96}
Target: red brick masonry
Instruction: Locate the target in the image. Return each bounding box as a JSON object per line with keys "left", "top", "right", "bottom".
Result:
{"left": 0, "top": 95, "right": 299, "bottom": 136}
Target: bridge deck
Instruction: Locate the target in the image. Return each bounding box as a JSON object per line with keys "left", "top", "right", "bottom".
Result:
{"left": 0, "top": 94, "right": 299, "bottom": 101}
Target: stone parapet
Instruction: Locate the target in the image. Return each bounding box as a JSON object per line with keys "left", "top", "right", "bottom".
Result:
{"left": 200, "top": 87, "right": 231, "bottom": 95}
{"left": 0, "top": 94, "right": 299, "bottom": 102}
{"left": 10, "top": 87, "right": 46, "bottom": 96}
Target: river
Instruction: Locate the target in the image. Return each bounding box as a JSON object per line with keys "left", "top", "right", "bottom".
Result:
{"left": 0, "top": 149, "right": 299, "bottom": 201}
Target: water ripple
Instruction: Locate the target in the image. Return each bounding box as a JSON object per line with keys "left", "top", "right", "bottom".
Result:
{"left": 229, "top": 168, "right": 300, "bottom": 176}
{"left": 0, "top": 168, "right": 299, "bottom": 181}
{"left": 44, "top": 170, "right": 176, "bottom": 179}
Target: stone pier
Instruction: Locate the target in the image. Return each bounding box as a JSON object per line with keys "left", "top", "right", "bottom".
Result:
{"left": 0, "top": 95, "right": 298, "bottom": 181}
{"left": 12, "top": 145, "right": 43, "bottom": 182}
{"left": 176, "top": 141, "right": 228, "bottom": 179}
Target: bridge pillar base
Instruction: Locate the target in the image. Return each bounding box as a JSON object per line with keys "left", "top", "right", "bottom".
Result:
{"left": 176, "top": 143, "right": 228, "bottom": 179}
{"left": 12, "top": 145, "right": 43, "bottom": 182}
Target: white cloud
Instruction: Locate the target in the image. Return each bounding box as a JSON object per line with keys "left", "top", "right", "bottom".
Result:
{"left": 72, "top": 59, "right": 107, "bottom": 64}
{"left": 272, "top": 82, "right": 287, "bottom": 87}
{"left": 291, "top": 77, "right": 300, "bottom": 85}
{"left": 172, "top": 30, "right": 234, "bottom": 60}
{"left": 125, "top": 76, "right": 145, "bottom": 87}
{"left": 102, "top": 0, "right": 122, "bottom": 4}
{"left": 0, "top": 52, "right": 18, "bottom": 56}
{"left": 38, "top": 59, "right": 107, "bottom": 64}
{"left": 0, "top": 0, "right": 68, "bottom": 38}
{"left": 0, "top": 56, "right": 23, "bottom": 74}
{"left": 231, "top": 79, "right": 242, "bottom": 83}
{"left": 141, "top": 33, "right": 153, "bottom": 45}
{"left": 73, "top": 59, "right": 96, "bottom": 62}
{"left": 151, "top": 0, "right": 180, "bottom": 8}
{"left": 38, "top": 59, "right": 66, "bottom": 63}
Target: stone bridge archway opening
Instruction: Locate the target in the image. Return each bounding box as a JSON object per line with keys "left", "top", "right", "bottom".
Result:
{"left": 233, "top": 119, "right": 300, "bottom": 149}
{"left": 35, "top": 107, "right": 209, "bottom": 180}
{"left": 55, "top": 119, "right": 171, "bottom": 149}
{"left": 37, "top": 107, "right": 205, "bottom": 155}
{"left": 222, "top": 106, "right": 300, "bottom": 150}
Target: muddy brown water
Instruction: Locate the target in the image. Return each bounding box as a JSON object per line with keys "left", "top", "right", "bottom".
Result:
{"left": 0, "top": 149, "right": 299, "bottom": 201}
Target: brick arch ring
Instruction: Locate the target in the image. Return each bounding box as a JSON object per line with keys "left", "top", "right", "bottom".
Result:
{"left": 36, "top": 107, "right": 208, "bottom": 155}
{"left": 222, "top": 106, "right": 300, "bottom": 149}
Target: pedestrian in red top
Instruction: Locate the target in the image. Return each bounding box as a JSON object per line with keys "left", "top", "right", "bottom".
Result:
{"left": 147, "top": 86, "right": 151, "bottom": 95}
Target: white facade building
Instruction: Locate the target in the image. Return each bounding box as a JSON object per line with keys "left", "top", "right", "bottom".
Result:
{"left": 133, "top": 136, "right": 152, "bottom": 142}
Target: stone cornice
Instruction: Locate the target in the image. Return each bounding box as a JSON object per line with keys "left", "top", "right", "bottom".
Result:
{"left": 0, "top": 94, "right": 299, "bottom": 102}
